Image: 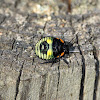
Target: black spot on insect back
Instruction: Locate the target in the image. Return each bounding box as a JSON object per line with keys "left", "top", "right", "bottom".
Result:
{"left": 40, "top": 41, "right": 49, "bottom": 54}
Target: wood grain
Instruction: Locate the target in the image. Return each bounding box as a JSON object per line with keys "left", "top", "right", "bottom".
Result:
{"left": 0, "top": 0, "right": 100, "bottom": 100}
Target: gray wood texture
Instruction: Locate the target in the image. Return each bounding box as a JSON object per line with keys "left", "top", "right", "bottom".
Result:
{"left": 0, "top": 0, "right": 100, "bottom": 100}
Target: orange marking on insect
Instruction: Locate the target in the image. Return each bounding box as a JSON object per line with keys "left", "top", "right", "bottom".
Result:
{"left": 60, "top": 52, "right": 64, "bottom": 57}
{"left": 57, "top": 55, "right": 59, "bottom": 58}
{"left": 56, "top": 38, "right": 59, "bottom": 40}
{"left": 60, "top": 39, "right": 64, "bottom": 43}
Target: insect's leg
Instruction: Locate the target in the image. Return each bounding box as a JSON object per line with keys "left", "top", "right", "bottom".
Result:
{"left": 39, "top": 61, "right": 51, "bottom": 64}
{"left": 40, "top": 60, "right": 54, "bottom": 67}
{"left": 62, "top": 58, "right": 70, "bottom": 68}
{"left": 50, "top": 62, "right": 54, "bottom": 67}
{"left": 40, "top": 59, "right": 56, "bottom": 64}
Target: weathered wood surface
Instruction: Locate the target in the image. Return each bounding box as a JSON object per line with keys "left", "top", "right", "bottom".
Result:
{"left": 0, "top": 0, "right": 100, "bottom": 100}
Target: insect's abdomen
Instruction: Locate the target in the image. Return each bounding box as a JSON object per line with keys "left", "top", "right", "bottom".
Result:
{"left": 35, "top": 37, "right": 54, "bottom": 60}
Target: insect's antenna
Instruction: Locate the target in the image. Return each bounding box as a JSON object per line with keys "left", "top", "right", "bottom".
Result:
{"left": 68, "top": 35, "right": 81, "bottom": 53}
{"left": 63, "top": 35, "right": 76, "bottom": 53}
{"left": 69, "top": 35, "right": 76, "bottom": 44}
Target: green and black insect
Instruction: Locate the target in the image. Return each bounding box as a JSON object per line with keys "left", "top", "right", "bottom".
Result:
{"left": 35, "top": 36, "right": 72, "bottom": 64}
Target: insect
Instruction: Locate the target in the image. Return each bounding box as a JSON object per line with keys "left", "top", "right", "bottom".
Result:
{"left": 35, "top": 36, "right": 73, "bottom": 65}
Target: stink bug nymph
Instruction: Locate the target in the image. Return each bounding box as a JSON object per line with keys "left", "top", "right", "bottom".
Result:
{"left": 35, "top": 37, "right": 70, "bottom": 63}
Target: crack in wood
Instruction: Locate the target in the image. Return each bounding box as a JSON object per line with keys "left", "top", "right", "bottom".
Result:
{"left": 93, "top": 46, "right": 99, "bottom": 100}
{"left": 76, "top": 35, "right": 86, "bottom": 100}
{"left": 11, "top": 38, "right": 16, "bottom": 50}
{"left": 0, "top": 50, "right": 4, "bottom": 56}
{"left": 0, "top": 15, "right": 6, "bottom": 24}
{"left": 14, "top": 0, "right": 21, "bottom": 8}
{"left": 14, "top": 61, "right": 24, "bottom": 100}
{"left": 86, "top": 29, "right": 100, "bottom": 100}
{"left": 32, "top": 57, "right": 34, "bottom": 65}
